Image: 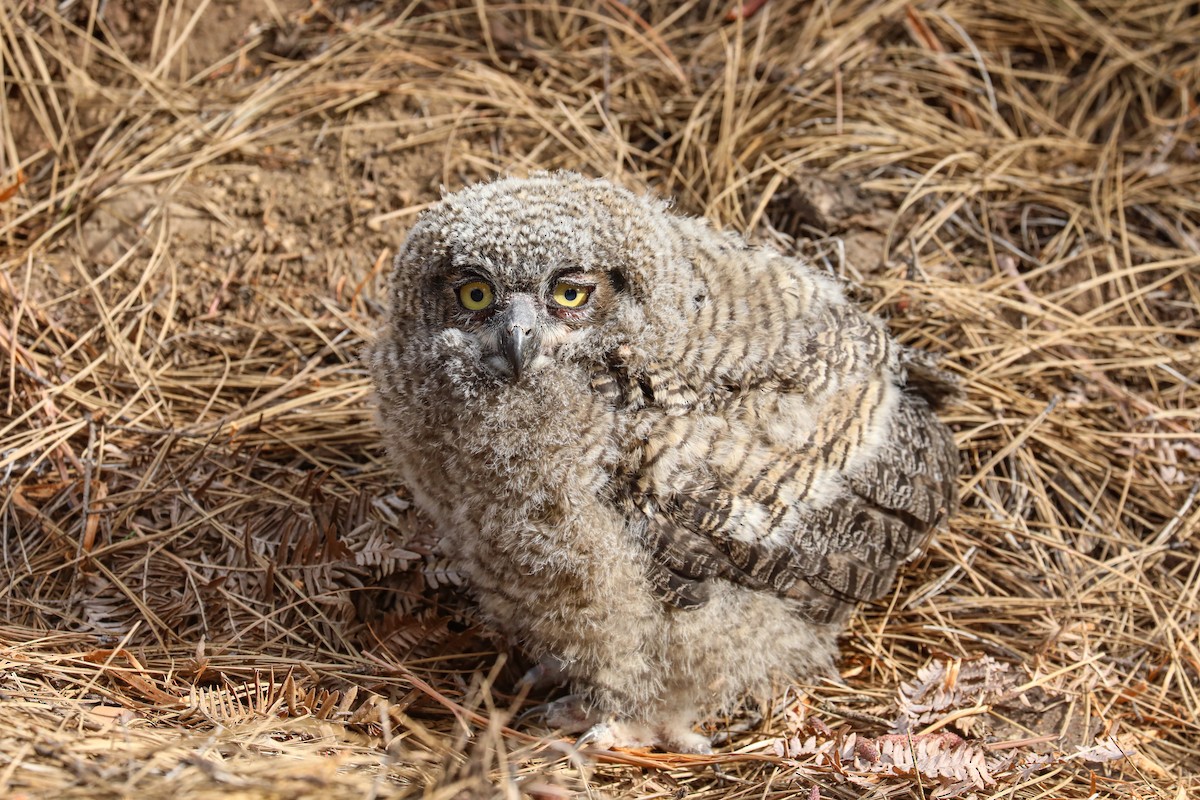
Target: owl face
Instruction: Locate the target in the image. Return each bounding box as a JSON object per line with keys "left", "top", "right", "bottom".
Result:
{"left": 391, "top": 173, "right": 676, "bottom": 383}
{"left": 428, "top": 261, "right": 624, "bottom": 381}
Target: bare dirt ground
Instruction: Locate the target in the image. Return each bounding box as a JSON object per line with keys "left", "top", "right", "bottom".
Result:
{"left": 2, "top": 1, "right": 1198, "bottom": 797}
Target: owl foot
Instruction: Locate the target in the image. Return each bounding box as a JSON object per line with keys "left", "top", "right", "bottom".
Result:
{"left": 574, "top": 721, "right": 654, "bottom": 750}
{"left": 659, "top": 728, "right": 713, "bottom": 755}
{"left": 536, "top": 696, "right": 655, "bottom": 748}
{"left": 542, "top": 694, "right": 593, "bottom": 732}
{"left": 523, "top": 694, "right": 712, "bottom": 753}
{"left": 514, "top": 693, "right": 588, "bottom": 729}
{"left": 573, "top": 721, "right": 712, "bottom": 753}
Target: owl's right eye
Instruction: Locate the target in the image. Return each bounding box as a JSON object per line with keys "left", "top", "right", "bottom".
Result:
{"left": 458, "top": 281, "right": 495, "bottom": 311}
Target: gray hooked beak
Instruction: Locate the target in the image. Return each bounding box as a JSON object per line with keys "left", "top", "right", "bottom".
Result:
{"left": 499, "top": 295, "right": 539, "bottom": 382}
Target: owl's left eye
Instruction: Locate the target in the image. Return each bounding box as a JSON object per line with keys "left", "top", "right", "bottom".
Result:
{"left": 551, "top": 282, "right": 591, "bottom": 309}
{"left": 458, "top": 281, "right": 495, "bottom": 311}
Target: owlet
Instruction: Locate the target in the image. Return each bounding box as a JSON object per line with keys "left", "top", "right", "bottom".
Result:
{"left": 370, "top": 172, "right": 957, "bottom": 752}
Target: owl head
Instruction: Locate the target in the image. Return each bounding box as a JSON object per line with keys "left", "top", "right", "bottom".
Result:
{"left": 385, "top": 172, "right": 701, "bottom": 383}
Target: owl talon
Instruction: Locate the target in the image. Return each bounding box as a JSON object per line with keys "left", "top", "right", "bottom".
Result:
{"left": 573, "top": 723, "right": 616, "bottom": 751}
{"left": 514, "top": 700, "right": 553, "bottom": 726}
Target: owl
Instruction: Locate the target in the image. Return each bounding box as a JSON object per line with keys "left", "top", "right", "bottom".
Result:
{"left": 369, "top": 172, "right": 957, "bottom": 752}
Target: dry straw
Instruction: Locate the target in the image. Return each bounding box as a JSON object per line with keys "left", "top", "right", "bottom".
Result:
{"left": 1, "top": 0, "right": 1197, "bottom": 797}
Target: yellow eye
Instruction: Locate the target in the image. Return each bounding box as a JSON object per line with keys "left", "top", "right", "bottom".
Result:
{"left": 458, "top": 281, "right": 494, "bottom": 311}
{"left": 552, "top": 282, "right": 591, "bottom": 308}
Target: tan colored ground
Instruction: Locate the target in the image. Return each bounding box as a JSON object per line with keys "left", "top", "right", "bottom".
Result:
{"left": 1, "top": 1, "right": 1198, "bottom": 797}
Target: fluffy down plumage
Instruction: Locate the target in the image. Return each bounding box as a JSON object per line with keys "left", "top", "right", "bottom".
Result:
{"left": 369, "top": 172, "right": 957, "bottom": 752}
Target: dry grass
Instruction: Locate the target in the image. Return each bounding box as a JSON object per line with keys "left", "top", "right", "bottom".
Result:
{"left": 2, "top": 0, "right": 1198, "bottom": 797}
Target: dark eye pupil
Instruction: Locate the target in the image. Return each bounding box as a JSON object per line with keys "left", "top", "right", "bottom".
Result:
{"left": 470, "top": 288, "right": 485, "bottom": 303}
{"left": 564, "top": 288, "right": 577, "bottom": 301}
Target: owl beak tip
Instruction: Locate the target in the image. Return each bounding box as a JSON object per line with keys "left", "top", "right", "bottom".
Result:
{"left": 502, "top": 322, "right": 540, "bottom": 382}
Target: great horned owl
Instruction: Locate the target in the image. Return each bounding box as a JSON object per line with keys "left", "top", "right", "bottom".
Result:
{"left": 370, "top": 172, "right": 957, "bottom": 752}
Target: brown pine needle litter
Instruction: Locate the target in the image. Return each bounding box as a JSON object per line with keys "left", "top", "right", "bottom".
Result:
{"left": 1, "top": 0, "right": 1197, "bottom": 797}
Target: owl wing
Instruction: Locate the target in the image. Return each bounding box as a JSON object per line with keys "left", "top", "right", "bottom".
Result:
{"left": 632, "top": 374, "right": 958, "bottom": 624}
